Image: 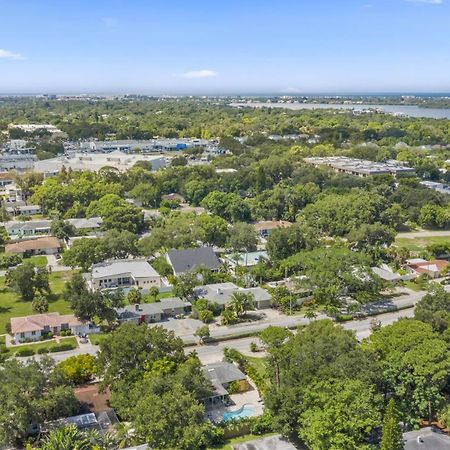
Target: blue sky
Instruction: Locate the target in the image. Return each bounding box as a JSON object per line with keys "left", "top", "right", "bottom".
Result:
{"left": 0, "top": 0, "right": 449, "bottom": 94}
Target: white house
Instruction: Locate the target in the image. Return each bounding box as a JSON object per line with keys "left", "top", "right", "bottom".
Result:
{"left": 90, "top": 259, "right": 161, "bottom": 291}
{"left": 10, "top": 312, "right": 99, "bottom": 343}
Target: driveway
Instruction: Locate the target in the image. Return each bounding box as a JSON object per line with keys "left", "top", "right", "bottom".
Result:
{"left": 46, "top": 255, "right": 72, "bottom": 272}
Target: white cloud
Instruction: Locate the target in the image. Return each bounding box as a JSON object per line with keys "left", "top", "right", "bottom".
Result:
{"left": 0, "top": 49, "right": 24, "bottom": 60}
{"left": 406, "top": 0, "right": 443, "bottom": 4}
{"left": 181, "top": 69, "right": 218, "bottom": 79}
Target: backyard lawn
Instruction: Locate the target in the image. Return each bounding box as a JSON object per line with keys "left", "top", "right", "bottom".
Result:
{"left": 0, "top": 270, "right": 73, "bottom": 334}
{"left": 395, "top": 235, "right": 450, "bottom": 252}
{"left": 209, "top": 433, "right": 278, "bottom": 450}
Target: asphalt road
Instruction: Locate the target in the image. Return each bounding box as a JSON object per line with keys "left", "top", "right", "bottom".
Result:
{"left": 190, "top": 306, "right": 417, "bottom": 364}
{"left": 22, "top": 289, "right": 424, "bottom": 364}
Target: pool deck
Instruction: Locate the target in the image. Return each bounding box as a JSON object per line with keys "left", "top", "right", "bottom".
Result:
{"left": 206, "top": 379, "right": 263, "bottom": 423}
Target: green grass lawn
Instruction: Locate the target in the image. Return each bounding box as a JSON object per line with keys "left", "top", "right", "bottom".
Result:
{"left": 246, "top": 355, "right": 267, "bottom": 378}
{"left": 88, "top": 333, "right": 110, "bottom": 346}
{"left": 23, "top": 255, "right": 48, "bottom": 268}
{"left": 10, "top": 336, "right": 78, "bottom": 355}
{"left": 395, "top": 235, "right": 450, "bottom": 252}
{"left": 208, "top": 433, "right": 278, "bottom": 450}
{"left": 0, "top": 271, "right": 73, "bottom": 334}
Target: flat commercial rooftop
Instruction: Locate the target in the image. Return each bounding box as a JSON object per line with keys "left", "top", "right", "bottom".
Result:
{"left": 305, "top": 156, "right": 415, "bottom": 176}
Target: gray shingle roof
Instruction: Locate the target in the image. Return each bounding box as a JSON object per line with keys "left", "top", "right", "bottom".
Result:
{"left": 167, "top": 247, "right": 221, "bottom": 275}
{"left": 194, "top": 283, "right": 271, "bottom": 307}
{"left": 116, "top": 302, "right": 163, "bottom": 320}
{"left": 404, "top": 427, "right": 450, "bottom": 450}
{"left": 203, "top": 362, "right": 246, "bottom": 385}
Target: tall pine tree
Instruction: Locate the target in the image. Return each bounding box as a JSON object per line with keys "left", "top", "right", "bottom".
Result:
{"left": 381, "top": 398, "right": 404, "bottom": 450}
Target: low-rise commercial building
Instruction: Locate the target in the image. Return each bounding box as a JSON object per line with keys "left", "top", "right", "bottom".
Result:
{"left": 305, "top": 156, "right": 415, "bottom": 177}
{"left": 34, "top": 151, "right": 167, "bottom": 177}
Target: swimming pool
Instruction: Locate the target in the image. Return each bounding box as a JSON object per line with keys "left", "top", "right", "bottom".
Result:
{"left": 223, "top": 404, "right": 257, "bottom": 421}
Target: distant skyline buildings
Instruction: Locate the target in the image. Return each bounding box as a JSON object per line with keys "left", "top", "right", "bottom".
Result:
{"left": 0, "top": 0, "right": 449, "bottom": 94}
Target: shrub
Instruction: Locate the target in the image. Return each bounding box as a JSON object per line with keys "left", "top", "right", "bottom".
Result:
{"left": 15, "top": 348, "right": 35, "bottom": 357}
{"left": 335, "top": 314, "right": 353, "bottom": 322}
{"left": 49, "top": 343, "right": 76, "bottom": 353}
{"left": 250, "top": 341, "right": 258, "bottom": 352}
{"left": 37, "top": 347, "right": 50, "bottom": 354}
{"left": 227, "top": 380, "right": 241, "bottom": 394}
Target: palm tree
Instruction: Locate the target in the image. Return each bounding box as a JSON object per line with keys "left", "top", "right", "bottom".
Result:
{"left": 229, "top": 292, "right": 255, "bottom": 318}
{"left": 39, "top": 425, "right": 92, "bottom": 450}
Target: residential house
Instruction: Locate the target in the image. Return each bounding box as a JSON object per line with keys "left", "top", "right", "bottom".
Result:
{"left": 90, "top": 259, "right": 161, "bottom": 291}
{"left": 203, "top": 361, "right": 249, "bottom": 404}
{"left": 10, "top": 312, "right": 99, "bottom": 343}
{"left": 406, "top": 258, "right": 449, "bottom": 279}
{"left": 5, "top": 204, "right": 42, "bottom": 216}
{"left": 66, "top": 217, "right": 103, "bottom": 232}
{"left": 253, "top": 220, "right": 292, "bottom": 239}
{"left": 194, "top": 282, "right": 272, "bottom": 310}
{"left": 5, "top": 236, "right": 61, "bottom": 255}
{"left": 115, "top": 297, "right": 191, "bottom": 324}
{"left": 3, "top": 219, "right": 51, "bottom": 238}
{"left": 371, "top": 265, "right": 414, "bottom": 283}
{"left": 166, "top": 247, "right": 221, "bottom": 276}
{"left": 403, "top": 426, "right": 450, "bottom": 450}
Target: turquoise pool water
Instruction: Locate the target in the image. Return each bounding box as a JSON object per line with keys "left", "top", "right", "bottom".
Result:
{"left": 223, "top": 404, "right": 256, "bottom": 421}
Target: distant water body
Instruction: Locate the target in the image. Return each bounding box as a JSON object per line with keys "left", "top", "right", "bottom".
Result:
{"left": 230, "top": 102, "right": 450, "bottom": 120}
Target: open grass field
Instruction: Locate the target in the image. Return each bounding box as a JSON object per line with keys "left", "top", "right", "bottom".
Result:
{"left": 395, "top": 235, "right": 450, "bottom": 252}
{"left": 0, "top": 270, "right": 73, "bottom": 334}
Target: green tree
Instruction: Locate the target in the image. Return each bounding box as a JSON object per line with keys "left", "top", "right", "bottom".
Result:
{"left": 50, "top": 219, "right": 76, "bottom": 240}
{"left": 127, "top": 288, "right": 142, "bottom": 305}
{"left": 148, "top": 286, "right": 160, "bottom": 302}
{"left": 172, "top": 272, "right": 197, "bottom": 299}
{"left": 58, "top": 354, "right": 97, "bottom": 385}
{"left": 259, "top": 326, "right": 291, "bottom": 388}
{"left": 32, "top": 294, "right": 49, "bottom": 314}
{"left": 365, "top": 319, "right": 450, "bottom": 425}
{"left": 415, "top": 284, "right": 450, "bottom": 333}
{"left": 6, "top": 262, "right": 50, "bottom": 301}
{"left": 229, "top": 291, "right": 255, "bottom": 318}
{"left": 299, "top": 379, "right": 381, "bottom": 450}
{"left": 194, "top": 325, "right": 211, "bottom": 343}
{"left": 227, "top": 222, "right": 258, "bottom": 252}
{"left": 380, "top": 399, "right": 404, "bottom": 450}
{"left": 0, "top": 358, "right": 79, "bottom": 447}
{"left": 39, "top": 425, "right": 92, "bottom": 450}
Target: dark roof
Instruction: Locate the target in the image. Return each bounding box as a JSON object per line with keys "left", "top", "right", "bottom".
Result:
{"left": 404, "top": 427, "right": 450, "bottom": 450}
{"left": 159, "top": 297, "right": 190, "bottom": 310}
{"left": 203, "top": 362, "right": 246, "bottom": 385}
{"left": 116, "top": 302, "right": 163, "bottom": 319}
{"left": 167, "top": 247, "right": 221, "bottom": 274}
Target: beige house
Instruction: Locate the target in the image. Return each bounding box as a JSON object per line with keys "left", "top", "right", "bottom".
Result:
{"left": 90, "top": 259, "right": 161, "bottom": 291}
{"left": 5, "top": 236, "right": 61, "bottom": 255}
{"left": 10, "top": 312, "right": 99, "bottom": 343}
